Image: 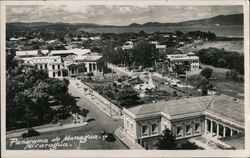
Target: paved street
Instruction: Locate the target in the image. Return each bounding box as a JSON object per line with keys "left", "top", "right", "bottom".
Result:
{"left": 6, "top": 80, "right": 128, "bottom": 150}
{"left": 68, "top": 80, "right": 124, "bottom": 134}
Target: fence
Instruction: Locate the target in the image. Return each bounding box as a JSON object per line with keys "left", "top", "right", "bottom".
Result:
{"left": 81, "top": 82, "right": 123, "bottom": 117}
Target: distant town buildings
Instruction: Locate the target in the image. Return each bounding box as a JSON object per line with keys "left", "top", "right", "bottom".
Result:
{"left": 123, "top": 95, "right": 244, "bottom": 149}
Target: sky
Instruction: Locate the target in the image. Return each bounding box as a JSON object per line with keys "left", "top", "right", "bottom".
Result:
{"left": 6, "top": 5, "right": 243, "bottom": 25}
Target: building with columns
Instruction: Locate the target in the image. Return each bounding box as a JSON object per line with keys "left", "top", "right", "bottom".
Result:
{"left": 20, "top": 56, "right": 64, "bottom": 78}
{"left": 167, "top": 53, "right": 199, "bottom": 71}
{"left": 123, "top": 95, "right": 244, "bottom": 149}
{"left": 64, "top": 53, "right": 106, "bottom": 77}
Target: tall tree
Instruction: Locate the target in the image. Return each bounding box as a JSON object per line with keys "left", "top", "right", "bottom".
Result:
{"left": 200, "top": 68, "right": 213, "bottom": 80}
{"left": 81, "top": 108, "right": 89, "bottom": 122}
{"left": 133, "top": 40, "right": 157, "bottom": 68}
{"left": 156, "top": 128, "right": 177, "bottom": 150}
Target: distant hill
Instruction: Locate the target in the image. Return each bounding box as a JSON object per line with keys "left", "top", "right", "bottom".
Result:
{"left": 6, "top": 13, "right": 243, "bottom": 32}
{"left": 178, "top": 13, "right": 243, "bottom": 26}
{"left": 128, "top": 14, "right": 243, "bottom": 27}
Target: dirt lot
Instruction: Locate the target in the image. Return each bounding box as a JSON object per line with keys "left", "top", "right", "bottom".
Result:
{"left": 180, "top": 39, "right": 243, "bottom": 54}
{"left": 202, "top": 64, "right": 244, "bottom": 100}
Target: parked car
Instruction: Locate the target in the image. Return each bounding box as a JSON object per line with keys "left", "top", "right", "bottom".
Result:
{"left": 21, "top": 128, "right": 41, "bottom": 138}
{"left": 105, "top": 133, "right": 116, "bottom": 142}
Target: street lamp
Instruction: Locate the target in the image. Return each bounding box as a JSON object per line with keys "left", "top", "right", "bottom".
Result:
{"left": 109, "top": 102, "right": 112, "bottom": 117}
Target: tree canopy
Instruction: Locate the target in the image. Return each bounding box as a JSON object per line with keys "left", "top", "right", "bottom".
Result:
{"left": 6, "top": 53, "right": 77, "bottom": 130}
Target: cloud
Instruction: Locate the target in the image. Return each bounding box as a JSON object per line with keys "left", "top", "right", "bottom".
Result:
{"left": 6, "top": 5, "right": 243, "bottom": 25}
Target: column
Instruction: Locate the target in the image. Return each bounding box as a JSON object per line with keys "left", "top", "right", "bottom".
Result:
{"left": 205, "top": 119, "right": 207, "bottom": 134}
{"left": 210, "top": 121, "right": 213, "bottom": 134}
{"left": 223, "top": 126, "right": 226, "bottom": 137}
{"left": 216, "top": 123, "right": 219, "bottom": 136}
{"left": 230, "top": 129, "right": 233, "bottom": 136}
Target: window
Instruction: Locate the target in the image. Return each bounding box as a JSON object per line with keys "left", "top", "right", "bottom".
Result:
{"left": 164, "top": 125, "right": 168, "bottom": 130}
{"left": 127, "top": 121, "right": 129, "bottom": 128}
{"left": 130, "top": 123, "right": 133, "bottom": 131}
{"left": 194, "top": 123, "right": 201, "bottom": 134}
{"left": 93, "top": 63, "right": 96, "bottom": 70}
{"left": 142, "top": 125, "right": 148, "bottom": 136}
{"left": 89, "top": 63, "right": 92, "bottom": 71}
{"left": 53, "top": 72, "right": 56, "bottom": 77}
{"left": 58, "top": 71, "right": 61, "bottom": 77}
{"left": 176, "top": 126, "right": 183, "bottom": 137}
{"left": 40, "top": 65, "right": 43, "bottom": 69}
{"left": 52, "top": 65, "right": 55, "bottom": 70}
{"left": 45, "top": 64, "right": 47, "bottom": 69}
{"left": 151, "top": 124, "right": 158, "bottom": 135}
{"left": 185, "top": 125, "right": 192, "bottom": 136}
{"left": 58, "top": 65, "right": 60, "bottom": 69}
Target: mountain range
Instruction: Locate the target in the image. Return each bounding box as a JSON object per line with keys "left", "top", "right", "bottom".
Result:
{"left": 7, "top": 13, "right": 243, "bottom": 31}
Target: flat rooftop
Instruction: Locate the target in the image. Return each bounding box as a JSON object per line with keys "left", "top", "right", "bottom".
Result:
{"left": 51, "top": 49, "right": 91, "bottom": 56}
{"left": 167, "top": 54, "right": 199, "bottom": 60}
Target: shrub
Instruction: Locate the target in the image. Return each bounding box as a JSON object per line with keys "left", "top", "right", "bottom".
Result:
{"left": 117, "top": 78, "right": 123, "bottom": 83}
{"left": 172, "top": 91, "right": 177, "bottom": 97}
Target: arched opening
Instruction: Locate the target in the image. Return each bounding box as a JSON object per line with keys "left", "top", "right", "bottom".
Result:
{"left": 225, "top": 127, "right": 231, "bottom": 137}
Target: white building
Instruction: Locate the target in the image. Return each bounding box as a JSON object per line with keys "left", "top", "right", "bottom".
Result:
{"left": 122, "top": 41, "right": 134, "bottom": 50}
{"left": 16, "top": 50, "right": 50, "bottom": 58}
{"left": 155, "top": 44, "right": 166, "bottom": 50}
{"left": 123, "top": 95, "right": 244, "bottom": 149}
{"left": 90, "top": 36, "right": 101, "bottom": 41}
{"left": 15, "top": 48, "right": 106, "bottom": 78}
{"left": 21, "top": 56, "right": 64, "bottom": 78}
{"left": 167, "top": 53, "right": 199, "bottom": 71}
{"left": 64, "top": 53, "right": 105, "bottom": 77}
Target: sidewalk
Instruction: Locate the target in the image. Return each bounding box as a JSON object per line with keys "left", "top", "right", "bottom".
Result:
{"left": 6, "top": 122, "right": 87, "bottom": 138}
{"left": 70, "top": 80, "right": 123, "bottom": 120}
{"left": 114, "top": 127, "right": 145, "bottom": 150}
{"left": 189, "top": 134, "right": 224, "bottom": 150}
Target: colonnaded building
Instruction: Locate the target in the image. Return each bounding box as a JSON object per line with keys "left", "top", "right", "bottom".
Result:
{"left": 15, "top": 48, "right": 106, "bottom": 78}
{"left": 167, "top": 53, "right": 200, "bottom": 71}
{"left": 123, "top": 95, "right": 244, "bottom": 149}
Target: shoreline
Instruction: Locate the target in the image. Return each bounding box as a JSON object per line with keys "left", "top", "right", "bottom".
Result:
{"left": 215, "top": 35, "right": 243, "bottom": 41}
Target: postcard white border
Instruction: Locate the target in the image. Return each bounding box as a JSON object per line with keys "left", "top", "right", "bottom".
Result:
{"left": 1, "top": 0, "right": 249, "bottom": 157}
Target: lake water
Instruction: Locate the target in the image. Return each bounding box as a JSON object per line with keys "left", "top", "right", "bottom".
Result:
{"left": 81, "top": 25, "right": 243, "bottom": 37}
